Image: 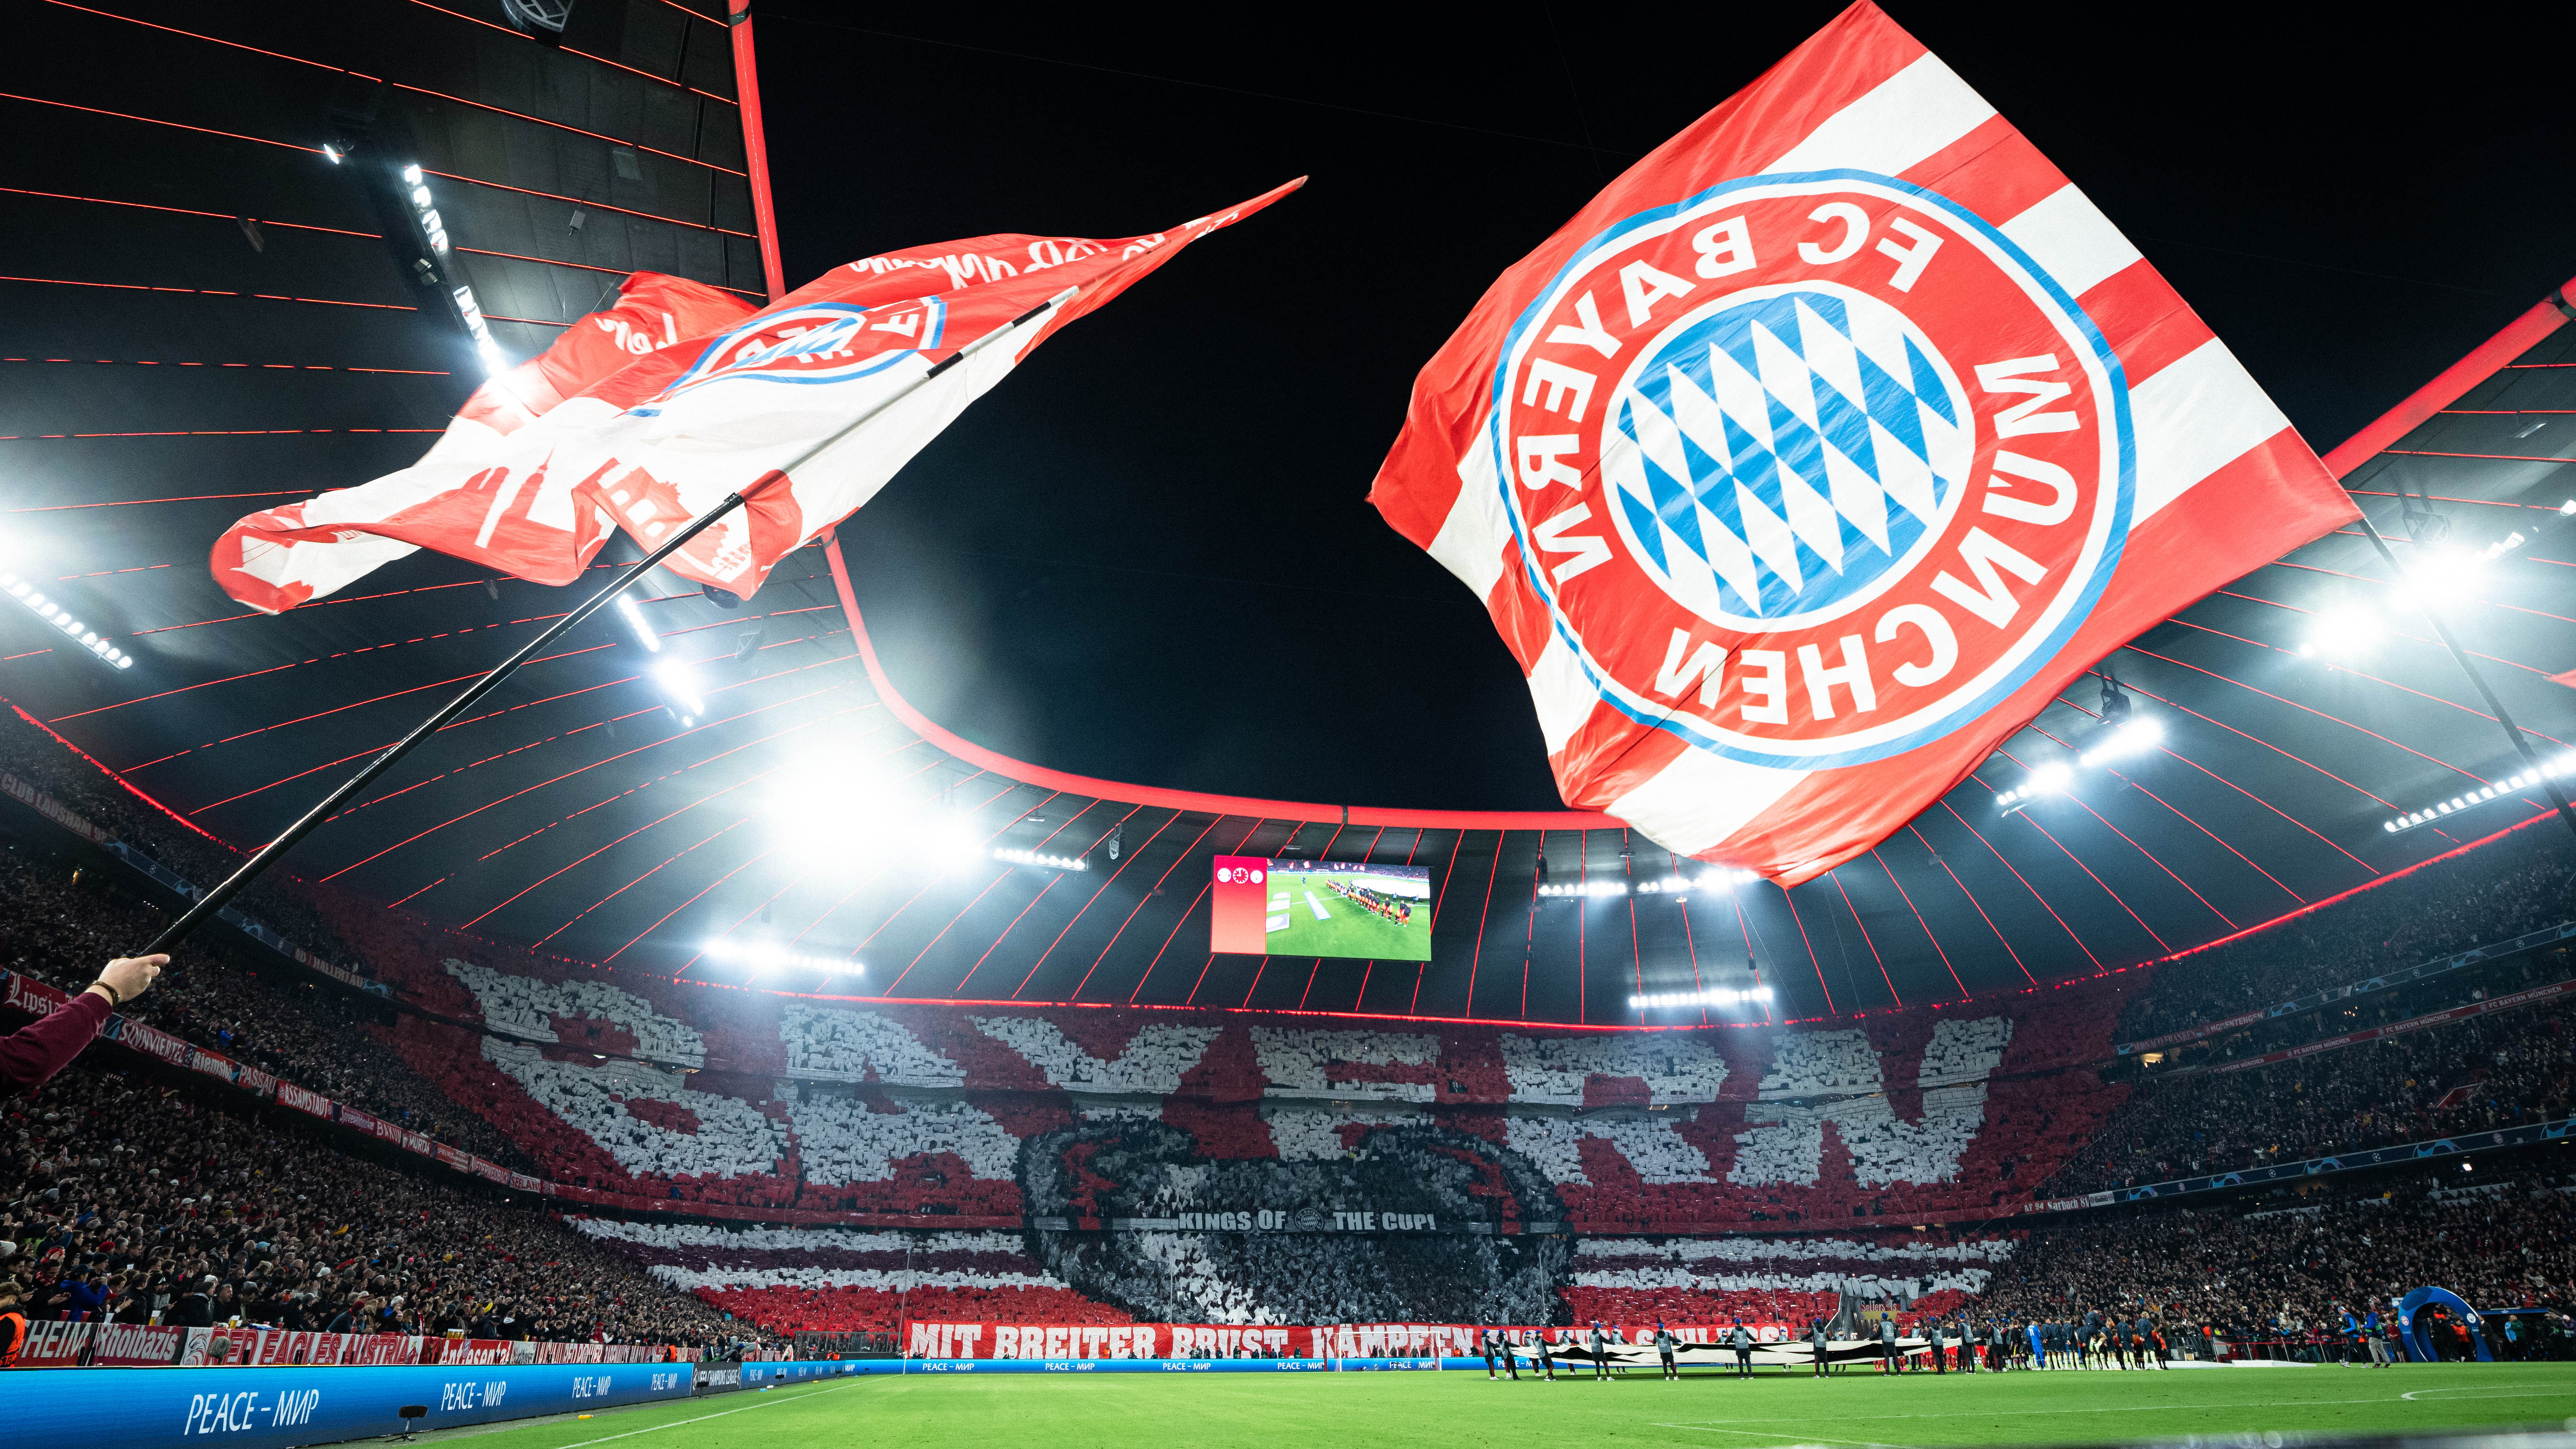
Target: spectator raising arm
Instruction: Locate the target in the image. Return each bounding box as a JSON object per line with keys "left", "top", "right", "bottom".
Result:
{"left": 0, "top": 955, "right": 164, "bottom": 1097}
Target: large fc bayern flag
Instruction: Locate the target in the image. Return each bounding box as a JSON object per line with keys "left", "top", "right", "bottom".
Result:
{"left": 213, "top": 182, "right": 1300, "bottom": 613}
{"left": 1368, "top": 2, "right": 2355, "bottom": 887}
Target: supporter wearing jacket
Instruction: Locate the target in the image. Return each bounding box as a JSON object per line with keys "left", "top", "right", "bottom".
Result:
{"left": 0, "top": 956, "right": 165, "bottom": 1097}
{"left": 171, "top": 1278, "right": 218, "bottom": 1328}
{"left": 0, "top": 1278, "right": 26, "bottom": 1367}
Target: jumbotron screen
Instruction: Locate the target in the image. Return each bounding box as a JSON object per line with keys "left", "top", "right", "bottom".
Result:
{"left": 1209, "top": 855, "right": 1432, "bottom": 961}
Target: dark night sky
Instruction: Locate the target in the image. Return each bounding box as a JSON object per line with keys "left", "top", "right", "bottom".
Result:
{"left": 749, "top": 2, "right": 2576, "bottom": 813}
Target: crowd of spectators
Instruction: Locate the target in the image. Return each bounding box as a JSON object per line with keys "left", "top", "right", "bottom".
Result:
{"left": 0, "top": 1058, "right": 774, "bottom": 1350}
{"left": 1967, "top": 1173, "right": 2576, "bottom": 1347}
{"left": 0, "top": 717, "right": 362, "bottom": 982}
{"left": 0, "top": 846, "right": 534, "bottom": 1170}
{"left": 2116, "top": 822, "right": 2574, "bottom": 1043}
{"left": 2047, "top": 999, "right": 2573, "bottom": 1194}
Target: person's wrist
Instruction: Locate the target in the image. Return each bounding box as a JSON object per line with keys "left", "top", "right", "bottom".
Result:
{"left": 83, "top": 981, "right": 121, "bottom": 1008}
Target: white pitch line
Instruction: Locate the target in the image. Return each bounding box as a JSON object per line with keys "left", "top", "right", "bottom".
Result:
{"left": 1655, "top": 1427, "right": 1902, "bottom": 1448}
{"left": 547, "top": 1380, "right": 856, "bottom": 1449}
{"left": 1653, "top": 1383, "right": 2576, "bottom": 1428}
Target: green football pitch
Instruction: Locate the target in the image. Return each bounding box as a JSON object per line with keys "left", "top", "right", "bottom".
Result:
{"left": 436, "top": 1363, "right": 2576, "bottom": 1449}
{"left": 1263, "top": 870, "right": 1431, "bottom": 962}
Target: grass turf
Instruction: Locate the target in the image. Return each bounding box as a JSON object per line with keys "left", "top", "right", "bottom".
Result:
{"left": 443, "top": 1362, "right": 2576, "bottom": 1449}
{"left": 1264, "top": 870, "right": 1430, "bottom": 962}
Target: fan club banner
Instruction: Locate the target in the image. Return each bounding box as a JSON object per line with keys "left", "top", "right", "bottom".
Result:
{"left": 10, "top": 1324, "right": 697, "bottom": 1369}
{"left": 1368, "top": 0, "right": 2353, "bottom": 884}
{"left": 212, "top": 183, "right": 1300, "bottom": 615}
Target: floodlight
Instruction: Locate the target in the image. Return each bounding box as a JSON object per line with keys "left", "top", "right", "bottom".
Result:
{"left": 401, "top": 164, "right": 422, "bottom": 184}
{"left": 651, "top": 660, "right": 705, "bottom": 716}
{"left": 2081, "top": 717, "right": 2164, "bottom": 767}
{"left": 1628, "top": 985, "right": 1776, "bottom": 1011}
{"left": 702, "top": 938, "right": 856, "bottom": 974}
{"left": 2302, "top": 603, "right": 2378, "bottom": 658}
{"left": 0, "top": 571, "right": 130, "bottom": 671}
{"left": 614, "top": 594, "right": 660, "bottom": 652}
{"left": 994, "top": 847, "right": 1090, "bottom": 872}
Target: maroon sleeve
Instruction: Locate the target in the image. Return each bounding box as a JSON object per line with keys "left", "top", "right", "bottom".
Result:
{"left": 0, "top": 989, "right": 112, "bottom": 1097}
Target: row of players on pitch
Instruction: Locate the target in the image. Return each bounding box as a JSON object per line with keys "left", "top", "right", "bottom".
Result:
{"left": 1471, "top": 1314, "right": 2188, "bottom": 1381}
{"left": 1321, "top": 878, "right": 1416, "bottom": 927}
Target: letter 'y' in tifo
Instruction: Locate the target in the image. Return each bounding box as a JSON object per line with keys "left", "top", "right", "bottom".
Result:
{"left": 1367, "top": 0, "right": 2353, "bottom": 886}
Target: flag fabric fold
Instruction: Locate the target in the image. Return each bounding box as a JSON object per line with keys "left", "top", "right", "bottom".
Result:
{"left": 213, "top": 181, "right": 1302, "bottom": 613}
{"left": 1366, "top": 1, "right": 2354, "bottom": 886}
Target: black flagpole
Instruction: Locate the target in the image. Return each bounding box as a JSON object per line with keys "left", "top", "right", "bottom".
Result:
{"left": 2350, "top": 509, "right": 2576, "bottom": 844}
{"left": 140, "top": 288, "right": 1074, "bottom": 957}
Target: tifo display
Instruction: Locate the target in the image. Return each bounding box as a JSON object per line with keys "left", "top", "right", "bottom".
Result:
{"left": 1209, "top": 855, "right": 1433, "bottom": 961}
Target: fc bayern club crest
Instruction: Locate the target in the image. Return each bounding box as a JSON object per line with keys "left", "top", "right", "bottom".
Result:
{"left": 1491, "top": 170, "right": 2134, "bottom": 772}
{"left": 654, "top": 296, "right": 948, "bottom": 403}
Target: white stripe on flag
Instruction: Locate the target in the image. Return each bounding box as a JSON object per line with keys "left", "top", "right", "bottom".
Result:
{"left": 2127, "top": 337, "right": 2293, "bottom": 522}
{"left": 1763, "top": 52, "right": 1997, "bottom": 178}
{"left": 1607, "top": 747, "right": 1805, "bottom": 857}
{"left": 1996, "top": 184, "right": 2145, "bottom": 302}
{"left": 1529, "top": 632, "right": 1599, "bottom": 754}
{"left": 1427, "top": 422, "right": 1511, "bottom": 599}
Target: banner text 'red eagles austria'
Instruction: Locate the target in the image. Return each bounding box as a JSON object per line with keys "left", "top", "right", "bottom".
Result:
{"left": 1366, "top": 1, "right": 2352, "bottom": 886}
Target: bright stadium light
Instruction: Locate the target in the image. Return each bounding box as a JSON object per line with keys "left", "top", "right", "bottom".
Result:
{"left": 2080, "top": 717, "right": 2164, "bottom": 767}
{"left": 2298, "top": 602, "right": 2381, "bottom": 658}
{"left": 614, "top": 594, "right": 661, "bottom": 652}
{"left": 1996, "top": 760, "right": 2074, "bottom": 810}
{"left": 1538, "top": 877, "right": 1632, "bottom": 899}
{"left": 994, "top": 847, "right": 1089, "bottom": 872}
{"left": 770, "top": 762, "right": 985, "bottom": 877}
{"left": 652, "top": 659, "right": 705, "bottom": 716}
{"left": 1630, "top": 985, "right": 1775, "bottom": 1011}
{"left": 2382, "top": 753, "right": 2576, "bottom": 834}
{"left": 702, "top": 937, "right": 857, "bottom": 974}
{"left": 1634, "top": 868, "right": 1759, "bottom": 896}
{"left": 2, "top": 574, "right": 132, "bottom": 669}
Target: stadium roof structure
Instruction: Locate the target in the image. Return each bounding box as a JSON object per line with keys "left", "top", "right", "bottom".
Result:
{"left": 5, "top": 0, "right": 2575, "bottom": 1028}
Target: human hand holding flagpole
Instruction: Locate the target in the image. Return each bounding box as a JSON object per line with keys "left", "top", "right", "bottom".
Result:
{"left": 141, "top": 288, "right": 1077, "bottom": 959}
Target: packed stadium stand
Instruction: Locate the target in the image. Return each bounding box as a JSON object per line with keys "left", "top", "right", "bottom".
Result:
{"left": 7, "top": 682, "right": 2572, "bottom": 1348}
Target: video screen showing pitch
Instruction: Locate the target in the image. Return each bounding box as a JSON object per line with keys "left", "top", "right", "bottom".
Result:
{"left": 1209, "top": 855, "right": 1432, "bottom": 962}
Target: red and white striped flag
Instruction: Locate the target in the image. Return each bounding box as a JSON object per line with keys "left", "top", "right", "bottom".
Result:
{"left": 213, "top": 182, "right": 1302, "bottom": 613}
{"left": 1368, "top": 1, "right": 2353, "bottom": 885}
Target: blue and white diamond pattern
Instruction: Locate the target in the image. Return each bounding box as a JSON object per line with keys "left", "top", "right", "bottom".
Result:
{"left": 1602, "top": 289, "right": 1972, "bottom": 625}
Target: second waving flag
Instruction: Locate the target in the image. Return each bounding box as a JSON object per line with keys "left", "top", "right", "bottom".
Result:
{"left": 213, "top": 181, "right": 1302, "bottom": 615}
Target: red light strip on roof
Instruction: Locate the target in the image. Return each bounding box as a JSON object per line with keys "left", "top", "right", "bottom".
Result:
{"left": 0, "top": 89, "right": 325, "bottom": 153}
{"left": 1869, "top": 846, "right": 1962, "bottom": 999}
{"left": 421, "top": 170, "right": 754, "bottom": 237}
{"left": 2147, "top": 807, "right": 2563, "bottom": 965}
{"left": 317, "top": 679, "right": 861, "bottom": 883}
{"left": 954, "top": 872, "right": 1066, "bottom": 998}
{"left": 455, "top": 246, "right": 765, "bottom": 299}
{"left": 404, "top": 1, "right": 738, "bottom": 104}
{"left": 0, "top": 186, "right": 377, "bottom": 236}
{"left": 0, "top": 273, "right": 410, "bottom": 310}
{"left": 2119, "top": 649, "right": 2452, "bottom": 803}
{"left": 1902, "top": 823, "right": 2030, "bottom": 985}
{"left": 1828, "top": 870, "right": 1900, "bottom": 1007}
{"left": 3, "top": 700, "right": 235, "bottom": 849}
{"left": 1075, "top": 813, "right": 1227, "bottom": 1001}
{"left": 1933, "top": 798, "right": 2102, "bottom": 970}
{"left": 1997, "top": 786, "right": 2173, "bottom": 954}
{"left": 1776, "top": 881, "right": 1832, "bottom": 1016}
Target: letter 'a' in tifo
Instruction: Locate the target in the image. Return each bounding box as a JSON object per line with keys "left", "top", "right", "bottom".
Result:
{"left": 1367, "top": 0, "right": 2353, "bottom": 887}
